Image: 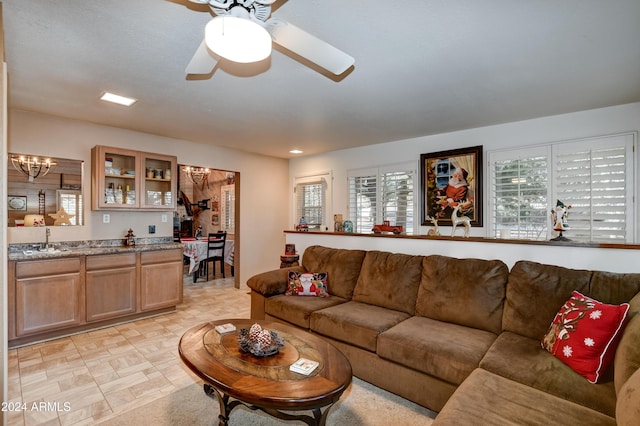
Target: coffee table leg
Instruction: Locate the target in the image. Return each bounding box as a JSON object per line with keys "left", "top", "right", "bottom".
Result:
{"left": 204, "top": 383, "right": 232, "bottom": 426}
{"left": 203, "top": 383, "right": 336, "bottom": 426}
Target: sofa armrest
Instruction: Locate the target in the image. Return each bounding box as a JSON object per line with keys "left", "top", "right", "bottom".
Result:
{"left": 247, "top": 266, "right": 305, "bottom": 297}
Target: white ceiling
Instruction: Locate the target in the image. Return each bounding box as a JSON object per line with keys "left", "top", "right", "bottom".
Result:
{"left": 3, "top": 0, "right": 640, "bottom": 159}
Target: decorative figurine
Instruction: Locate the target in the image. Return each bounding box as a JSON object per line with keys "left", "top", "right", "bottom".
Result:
{"left": 451, "top": 205, "right": 471, "bottom": 238}
{"left": 124, "top": 228, "right": 136, "bottom": 246}
{"left": 551, "top": 200, "right": 572, "bottom": 241}
{"left": 295, "top": 217, "right": 309, "bottom": 232}
{"left": 372, "top": 220, "right": 403, "bottom": 235}
{"left": 195, "top": 225, "right": 203, "bottom": 239}
{"left": 343, "top": 220, "right": 354, "bottom": 233}
{"left": 425, "top": 215, "right": 440, "bottom": 236}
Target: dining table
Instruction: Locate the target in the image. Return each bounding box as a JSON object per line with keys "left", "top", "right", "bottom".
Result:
{"left": 181, "top": 237, "right": 235, "bottom": 283}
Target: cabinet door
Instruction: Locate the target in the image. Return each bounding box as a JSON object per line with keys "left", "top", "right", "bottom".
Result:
{"left": 139, "top": 152, "right": 177, "bottom": 210}
{"left": 140, "top": 258, "right": 182, "bottom": 311}
{"left": 86, "top": 266, "right": 137, "bottom": 322}
{"left": 16, "top": 273, "right": 84, "bottom": 336}
{"left": 92, "top": 145, "right": 140, "bottom": 209}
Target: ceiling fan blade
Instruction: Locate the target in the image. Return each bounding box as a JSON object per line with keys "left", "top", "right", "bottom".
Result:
{"left": 266, "top": 18, "right": 354, "bottom": 75}
{"left": 185, "top": 39, "right": 217, "bottom": 75}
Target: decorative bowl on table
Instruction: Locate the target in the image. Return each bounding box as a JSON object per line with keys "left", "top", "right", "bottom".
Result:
{"left": 238, "top": 323, "right": 285, "bottom": 357}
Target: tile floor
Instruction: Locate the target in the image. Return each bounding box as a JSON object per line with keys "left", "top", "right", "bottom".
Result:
{"left": 7, "top": 277, "right": 250, "bottom": 426}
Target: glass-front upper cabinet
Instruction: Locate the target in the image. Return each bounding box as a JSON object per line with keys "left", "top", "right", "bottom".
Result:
{"left": 91, "top": 145, "right": 176, "bottom": 210}
{"left": 140, "top": 152, "right": 177, "bottom": 209}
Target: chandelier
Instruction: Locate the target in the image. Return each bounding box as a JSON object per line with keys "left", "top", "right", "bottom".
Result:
{"left": 183, "top": 166, "right": 210, "bottom": 185}
{"left": 11, "top": 155, "right": 56, "bottom": 182}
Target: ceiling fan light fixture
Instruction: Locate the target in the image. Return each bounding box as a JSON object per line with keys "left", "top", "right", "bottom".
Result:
{"left": 205, "top": 16, "right": 272, "bottom": 63}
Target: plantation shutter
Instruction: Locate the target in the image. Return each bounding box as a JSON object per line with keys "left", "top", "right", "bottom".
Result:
{"left": 380, "top": 168, "right": 414, "bottom": 233}
{"left": 348, "top": 170, "right": 377, "bottom": 233}
{"left": 490, "top": 147, "right": 550, "bottom": 240}
{"left": 553, "top": 135, "right": 634, "bottom": 242}
{"left": 294, "top": 175, "right": 328, "bottom": 230}
{"left": 221, "top": 184, "right": 235, "bottom": 233}
{"left": 348, "top": 163, "right": 416, "bottom": 235}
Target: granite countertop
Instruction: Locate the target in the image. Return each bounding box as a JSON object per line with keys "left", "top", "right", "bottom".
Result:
{"left": 8, "top": 241, "right": 182, "bottom": 261}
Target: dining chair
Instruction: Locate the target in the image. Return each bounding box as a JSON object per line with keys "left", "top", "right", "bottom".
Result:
{"left": 205, "top": 231, "right": 227, "bottom": 280}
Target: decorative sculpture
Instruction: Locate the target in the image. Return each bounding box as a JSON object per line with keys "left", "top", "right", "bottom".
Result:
{"left": 451, "top": 205, "right": 471, "bottom": 238}
{"left": 425, "top": 215, "right": 440, "bottom": 236}
{"left": 551, "top": 200, "right": 571, "bottom": 241}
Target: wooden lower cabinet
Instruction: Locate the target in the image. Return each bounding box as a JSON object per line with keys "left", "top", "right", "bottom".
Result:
{"left": 140, "top": 249, "right": 183, "bottom": 311}
{"left": 14, "top": 258, "right": 84, "bottom": 337}
{"left": 9, "top": 248, "right": 184, "bottom": 347}
{"left": 86, "top": 253, "right": 137, "bottom": 322}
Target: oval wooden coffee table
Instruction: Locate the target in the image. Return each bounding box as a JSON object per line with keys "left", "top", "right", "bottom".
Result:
{"left": 179, "top": 319, "right": 352, "bottom": 426}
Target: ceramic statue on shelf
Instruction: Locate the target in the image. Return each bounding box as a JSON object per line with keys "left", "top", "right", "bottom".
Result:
{"left": 551, "top": 200, "right": 571, "bottom": 241}
{"left": 343, "top": 220, "right": 353, "bottom": 233}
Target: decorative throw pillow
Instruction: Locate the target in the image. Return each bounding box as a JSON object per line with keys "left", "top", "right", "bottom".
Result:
{"left": 286, "top": 272, "right": 329, "bottom": 297}
{"left": 541, "top": 290, "right": 629, "bottom": 383}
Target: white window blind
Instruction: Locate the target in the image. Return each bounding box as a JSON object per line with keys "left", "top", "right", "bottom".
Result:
{"left": 490, "top": 147, "right": 550, "bottom": 240}
{"left": 554, "top": 138, "right": 633, "bottom": 242}
{"left": 221, "top": 184, "right": 235, "bottom": 234}
{"left": 489, "top": 133, "right": 635, "bottom": 242}
{"left": 348, "top": 163, "right": 415, "bottom": 234}
{"left": 294, "top": 173, "right": 330, "bottom": 231}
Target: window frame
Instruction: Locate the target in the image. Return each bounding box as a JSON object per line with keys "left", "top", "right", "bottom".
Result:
{"left": 293, "top": 171, "right": 332, "bottom": 231}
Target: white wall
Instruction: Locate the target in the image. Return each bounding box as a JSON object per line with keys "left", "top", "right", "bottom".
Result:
{"left": 7, "top": 109, "right": 290, "bottom": 286}
{"left": 290, "top": 102, "right": 640, "bottom": 239}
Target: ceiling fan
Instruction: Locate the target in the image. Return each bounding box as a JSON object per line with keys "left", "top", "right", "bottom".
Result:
{"left": 185, "top": 0, "right": 355, "bottom": 76}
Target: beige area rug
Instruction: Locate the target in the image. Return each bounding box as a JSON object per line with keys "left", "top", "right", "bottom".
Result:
{"left": 96, "top": 377, "right": 436, "bottom": 425}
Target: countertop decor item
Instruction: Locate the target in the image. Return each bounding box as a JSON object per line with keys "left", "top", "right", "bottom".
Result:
{"left": 238, "top": 323, "right": 285, "bottom": 357}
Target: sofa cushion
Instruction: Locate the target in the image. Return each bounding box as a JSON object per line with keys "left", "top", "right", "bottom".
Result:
{"left": 310, "top": 301, "right": 410, "bottom": 352}
{"left": 433, "top": 368, "right": 616, "bottom": 426}
{"left": 502, "top": 260, "right": 592, "bottom": 340}
{"left": 286, "top": 271, "right": 329, "bottom": 297}
{"left": 265, "top": 294, "right": 347, "bottom": 329}
{"left": 415, "top": 255, "right": 508, "bottom": 335}
{"left": 377, "top": 316, "right": 497, "bottom": 386}
{"left": 301, "top": 246, "right": 366, "bottom": 299}
{"left": 541, "top": 291, "right": 629, "bottom": 383}
{"left": 614, "top": 292, "right": 640, "bottom": 395}
{"left": 351, "top": 251, "right": 423, "bottom": 315}
{"left": 480, "top": 331, "right": 617, "bottom": 416}
{"left": 590, "top": 270, "right": 640, "bottom": 305}
{"left": 617, "top": 367, "right": 640, "bottom": 426}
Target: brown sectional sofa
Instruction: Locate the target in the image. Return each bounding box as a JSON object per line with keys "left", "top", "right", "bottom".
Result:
{"left": 247, "top": 245, "right": 640, "bottom": 425}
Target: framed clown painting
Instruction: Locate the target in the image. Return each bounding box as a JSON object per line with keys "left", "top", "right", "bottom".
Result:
{"left": 420, "top": 145, "right": 483, "bottom": 227}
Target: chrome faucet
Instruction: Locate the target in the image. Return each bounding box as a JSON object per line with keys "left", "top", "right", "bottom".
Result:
{"left": 44, "top": 227, "right": 51, "bottom": 249}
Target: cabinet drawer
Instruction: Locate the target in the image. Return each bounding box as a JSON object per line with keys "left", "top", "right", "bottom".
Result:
{"left": 141, "top": 248, "right": 182, "bottom": 265}
{"left": 87, "top": 253, "right": 137, "bottom": 270}
{"left": 16, "top": 258, "right": 81, "bottom": 279}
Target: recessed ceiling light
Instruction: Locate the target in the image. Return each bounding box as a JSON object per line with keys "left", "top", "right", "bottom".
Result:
{"left": 100, "top": 92, "right": 137, "bottom": 106}
{"left": 289, "top": 149, "right": 303, "bottom": 154}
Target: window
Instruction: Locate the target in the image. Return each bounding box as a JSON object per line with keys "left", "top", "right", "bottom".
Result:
{"left": 294, "top": 173, "right": 331, "bottom": 231}
{"left": 348, "top": 163, "right": 415, "bottom": 234}
{"left": 489, "top": 133, "right": 636, "bottom": 242}
{"left": 220, "top": 184, "right": 235, "bottom": 234}
{"left": 57, "top": 190, "right": 83, "bottom": 226}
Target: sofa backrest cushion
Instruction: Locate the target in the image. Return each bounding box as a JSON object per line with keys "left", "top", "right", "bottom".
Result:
{"left": 614, "top": 292, "right": 640, "bottom": 395}
{"left": 302, "top": 245, "right": 366, "bottom": 299}
{"left": 503, "top": 261, "right": 592, "bottom": 340}
{"left": 352, "top": 250, "right": 423, "bottom": 315}
{"left": 590, "top": 271, "right": 640, "bottom": 305}
{"left": 616, "top": 365, "right": 640, "bottom": 426}
{"left": 415, "top": 255, "right": 509, "bottom": 335}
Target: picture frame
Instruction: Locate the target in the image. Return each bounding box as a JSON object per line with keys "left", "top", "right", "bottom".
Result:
{"left": 420, "top": 145, "right": 483, "bottom": 227}
{"left": 8, "top": 195, "right": 27, "bottom": 211}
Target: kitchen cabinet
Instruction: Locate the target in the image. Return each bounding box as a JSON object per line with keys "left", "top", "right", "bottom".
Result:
{"left": 8, "top": 246, "right": 183, "bottom": 348}
{"left": 14, "top": 258, "right": 84, "bottom": 337}
{"left": 91, "top": 145, "right": 177, "bottom": 210}
{"left": 140, "top": 249, "right": 183, "bottom": 311}
{"left": 86, "top": 253, "right": 137, "bottom": 322}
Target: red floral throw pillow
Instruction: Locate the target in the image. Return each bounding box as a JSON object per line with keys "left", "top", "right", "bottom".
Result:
{"left": 286, "top": 272, "right": 329, "bottom": 297}
{"left": 541, "top": 291, "right": 629, "bottom": 383}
